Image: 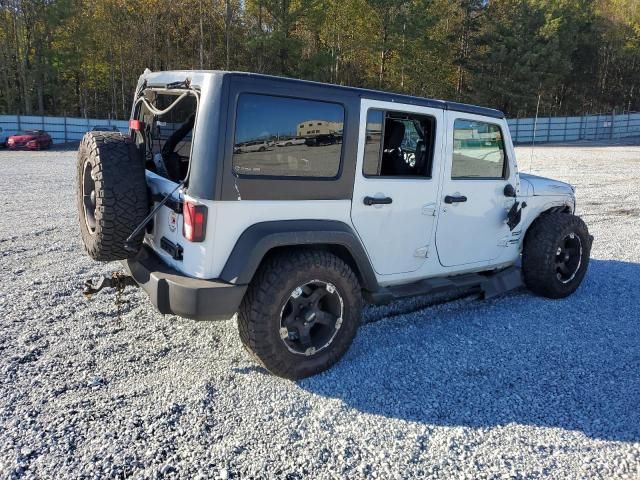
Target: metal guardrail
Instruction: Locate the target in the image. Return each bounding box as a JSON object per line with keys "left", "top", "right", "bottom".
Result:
{"left": 1, "top": 111, "right": 639, "bottom": 145}
{"left": 0, "top": 115, "right": 129, "bottom": 144}
{"left": 507, "top": 112, "right": 640, "bottom": 144}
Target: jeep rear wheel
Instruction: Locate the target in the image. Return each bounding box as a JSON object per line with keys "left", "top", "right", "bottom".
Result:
{"left": 238, "top": 250, "right": 362, "bottom": 379}
{"left": 76, "top": 132, "right": 149, "bottom": 261}
{"left": 522, "top": 212, "right": 591, "bottom": 298}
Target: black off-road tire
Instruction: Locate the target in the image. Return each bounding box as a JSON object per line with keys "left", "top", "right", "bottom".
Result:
{"left": 76, "top": 132, "right": 149, "bottom": 261}
{"left": 522, "top": 212, "right": 591, "bottom": 299}
{"left": 238, "top": 250, "right": 363, "bottom": 380}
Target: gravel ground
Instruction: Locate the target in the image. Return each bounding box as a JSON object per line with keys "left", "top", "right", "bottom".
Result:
{"left": 0, "top": 143, "right": 639, "bottom": 479}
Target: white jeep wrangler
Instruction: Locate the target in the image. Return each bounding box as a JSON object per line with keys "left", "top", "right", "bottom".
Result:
{"left": 77, "top": 70, "right": 592, "bottom": 379}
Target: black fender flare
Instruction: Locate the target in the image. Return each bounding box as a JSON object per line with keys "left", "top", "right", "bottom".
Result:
{"left": 219, "top": 220, "right": 379, "bottom": 291}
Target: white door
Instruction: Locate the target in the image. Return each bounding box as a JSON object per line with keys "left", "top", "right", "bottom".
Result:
{"left": 350, "top": 99, "right": 444, "bottom": 276}
{"left": 435, "top": 112, "right": 516, "bottom": 267}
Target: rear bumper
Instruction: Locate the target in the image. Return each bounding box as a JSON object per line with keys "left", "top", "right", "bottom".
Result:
{"left": 121, "top": 246, "right": 246, "bottom": 321}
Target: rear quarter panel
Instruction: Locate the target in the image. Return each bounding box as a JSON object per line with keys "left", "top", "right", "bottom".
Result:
{"left": 183, "top": 198, "right": 353, "bottom": 279}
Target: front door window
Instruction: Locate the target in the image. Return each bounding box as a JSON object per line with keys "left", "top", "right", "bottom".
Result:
{"left": 452, "top": 119, "right": 507, "bottom": 179}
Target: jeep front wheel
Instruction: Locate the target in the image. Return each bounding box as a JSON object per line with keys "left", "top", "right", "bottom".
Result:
{"left": 238, "top": 250, "right": 362, "bottom": 379}
{"left": 522, "top": 212, "right": 591, "bottom": 298}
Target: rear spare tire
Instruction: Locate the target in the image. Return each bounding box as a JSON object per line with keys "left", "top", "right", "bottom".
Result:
{"left": 76, "top": 132, "right": 149, "bottom": 261}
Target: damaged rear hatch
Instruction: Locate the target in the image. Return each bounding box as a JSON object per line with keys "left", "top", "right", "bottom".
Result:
{"left": 130, "top": 76, "right": 202, "bottom": 272}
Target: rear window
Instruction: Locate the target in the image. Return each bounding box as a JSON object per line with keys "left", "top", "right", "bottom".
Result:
{"left": 232, "top": 94, "right": 344, "bottom": 178}
{"left": 135, "top": 91, "right": 198, "bottom": 183}
{"left": 152, "top": 94, "right": 197, "bottom": 159}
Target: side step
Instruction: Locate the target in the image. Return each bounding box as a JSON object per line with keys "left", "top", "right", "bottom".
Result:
{"left": 366, "top": 266, "right": 524, "bottom": 305}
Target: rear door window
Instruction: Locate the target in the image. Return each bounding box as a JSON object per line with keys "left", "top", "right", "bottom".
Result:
{"left": 232, "top": 94, "right": 344, "bottom": 178}
{"left": 363, "top": 109, "right": 436, "bottom": 178}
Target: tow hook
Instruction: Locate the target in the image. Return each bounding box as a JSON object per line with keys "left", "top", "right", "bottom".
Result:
{"left": 82, "top": 271, "right": 136, "bottom": 297}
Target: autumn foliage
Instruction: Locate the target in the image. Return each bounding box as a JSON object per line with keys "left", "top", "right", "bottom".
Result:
{"left": 0, "top": 0, "right": 638, "bottom": 118}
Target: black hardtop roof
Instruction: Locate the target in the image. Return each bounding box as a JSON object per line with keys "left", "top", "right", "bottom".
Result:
{"left": 225, "top": 71, "right": 505, "bottom": 119}
{"left": 145, "top": 70, "right": 505, "bottom": 120}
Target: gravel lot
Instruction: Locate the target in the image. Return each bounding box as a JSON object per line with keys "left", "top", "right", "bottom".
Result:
{"left": 1, "top": 143, "right": 639, "bottom": 479}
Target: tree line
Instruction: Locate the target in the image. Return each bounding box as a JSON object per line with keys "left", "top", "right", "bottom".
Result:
{"left": 1, "top": 0, "right": 638, "bottom": 119}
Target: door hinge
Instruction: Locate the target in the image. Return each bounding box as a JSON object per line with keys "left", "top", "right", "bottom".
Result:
{"left": 414, "top": 246, "right": 429, "bottom": 258}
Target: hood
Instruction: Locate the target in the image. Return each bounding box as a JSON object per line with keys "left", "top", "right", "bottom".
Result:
{"left": 520, "top": 173, "right": 574, "bottom": 197}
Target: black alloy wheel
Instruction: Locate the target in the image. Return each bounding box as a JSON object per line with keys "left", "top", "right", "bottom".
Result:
{"left": 522, "top": 212, "right": 591, "bottom": 298}
{"left": 279, "top": 280, "right": 344, "bottom": 356}
{"left": 237, "top": 250, "right": 362, "bottom": 379}
{"left": 554, "top": 232, "right": 583, "bottom": 283}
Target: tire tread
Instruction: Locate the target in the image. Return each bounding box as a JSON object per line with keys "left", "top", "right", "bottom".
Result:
{"left": 76, "top": 132, "right": 149, "bottom": 261}
{"left": 522, "top": 212, "right": 591, "bottom": 298}
{"left": 238, "top": 249, "right": 362, "bottom": 379}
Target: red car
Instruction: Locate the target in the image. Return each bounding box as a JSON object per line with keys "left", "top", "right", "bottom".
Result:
{"left": 7, "top": 130, "right": 52, "bottom": 150}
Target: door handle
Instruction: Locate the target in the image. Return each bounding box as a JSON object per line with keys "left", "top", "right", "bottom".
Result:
{"left": 444, "top": 195, "right": 467, "bottom": 204}
{"left": 363, "top": 196, "right": 393, "bottom": 206}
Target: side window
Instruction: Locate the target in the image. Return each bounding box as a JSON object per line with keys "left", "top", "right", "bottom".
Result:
{"left": 451, "top": 119, "right": 506, "bottom": 179}
{"left": 363, "top": 109, "right": 435, "bottom": 177}
{"left": 232, "top": 94, "right": 344, "bottom": 178}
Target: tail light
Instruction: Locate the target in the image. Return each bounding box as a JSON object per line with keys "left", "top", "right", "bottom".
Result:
{"left": 129, "top": 119, "right": 145, "bottom": 131}
{"left": 183, "top": 201, "right": 207, "bottom": 242}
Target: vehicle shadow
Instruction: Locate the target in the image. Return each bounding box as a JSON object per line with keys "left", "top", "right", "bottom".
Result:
{"left": 298, "top": 259, "right": 640, "bottom": 442}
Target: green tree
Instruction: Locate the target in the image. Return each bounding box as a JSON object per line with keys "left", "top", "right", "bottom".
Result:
{"left": 0, "top": 0, "right": 638, "bottom": 118}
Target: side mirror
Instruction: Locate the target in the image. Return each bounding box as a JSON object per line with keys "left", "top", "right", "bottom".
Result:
{"left": 504, "top": 184, "right": 516, "bottom": 198}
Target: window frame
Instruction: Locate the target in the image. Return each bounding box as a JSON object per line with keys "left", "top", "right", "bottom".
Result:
{"left": 450, "top": 117, "right": 509, "bottom": 181}
{"left": 362, "top": 108, "right": 437, "bottom": 180}
{"left": 231, "top": 92, "right": 346, "bottom": 180}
